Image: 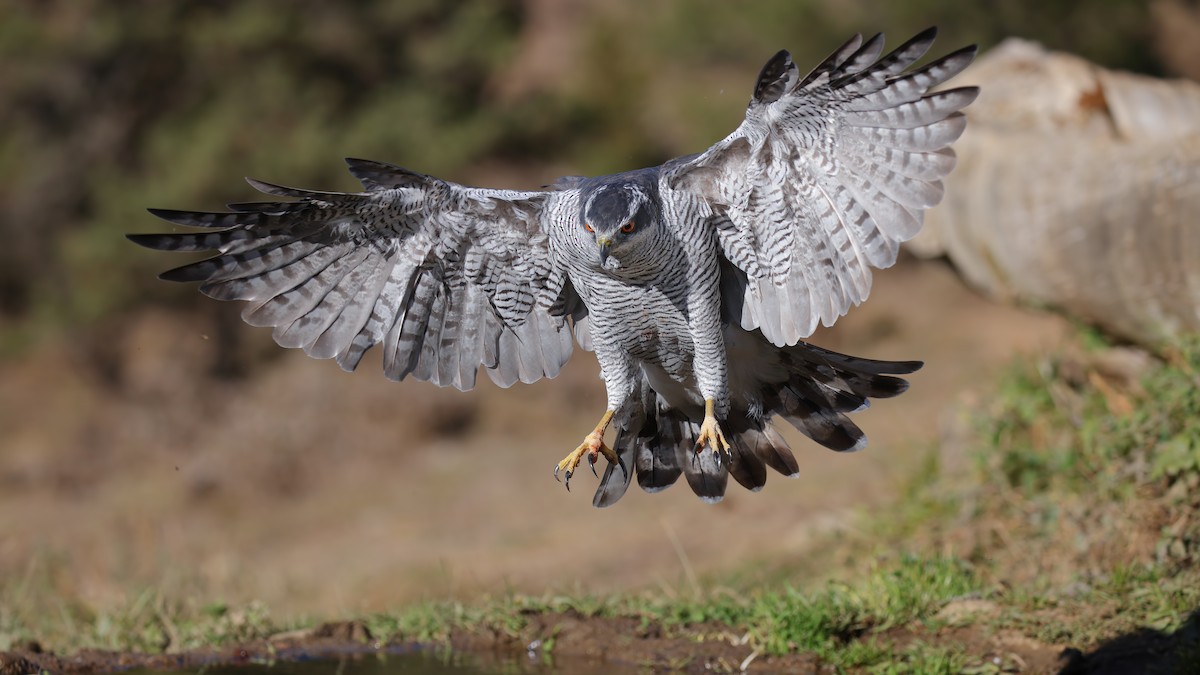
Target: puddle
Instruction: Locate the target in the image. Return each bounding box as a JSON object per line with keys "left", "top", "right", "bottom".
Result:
{"left": 122, "top": 647, "right": 636, "bottom": 675}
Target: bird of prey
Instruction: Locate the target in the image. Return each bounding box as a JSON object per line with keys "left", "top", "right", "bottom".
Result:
{"left": 130, "top": 28, "right": 977, "bottom": 507}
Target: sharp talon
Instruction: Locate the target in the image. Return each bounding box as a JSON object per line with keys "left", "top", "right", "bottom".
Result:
{"left": 555, "top": 410, "right": 616, "bottom": 495}
{"left": 618, "top": 457, "right": 628, "bottom": 480}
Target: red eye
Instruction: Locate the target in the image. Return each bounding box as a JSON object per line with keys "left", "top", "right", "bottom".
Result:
{"left": 621, "top": 221, "right": 635, "bottom": 233}
{"left": 584, "top": 223, "right": 594, "bottom": 233}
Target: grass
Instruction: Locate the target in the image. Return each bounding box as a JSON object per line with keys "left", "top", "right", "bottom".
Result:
{"left": 0, "top": 573, "right": 289, "bottom": 654}
{"left": 4, "top": 335, "right": 1200, "bottom": 670}
{"left": 979, "top": 336, "right": 1200, "bottom": 575}
{"left": 983, "top": 335, "right": 1200, "bottom": 503}
{"left": 862, "top": 335, "right": 1200, "bottom": 582}
{"left": 355, "top": 554, "right": 983, "bottom": 670}
{"left": 995, "top": 563, "right": 1200, "bottom": 646}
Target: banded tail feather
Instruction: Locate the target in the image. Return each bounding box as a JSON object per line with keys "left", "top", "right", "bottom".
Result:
{"left": 593, "top": 342, "right": 921, "bottom": 507}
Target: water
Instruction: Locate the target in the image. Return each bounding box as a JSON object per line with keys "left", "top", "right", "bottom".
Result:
{"left": 126, "top": 647, "right": 635, "bottom": 675}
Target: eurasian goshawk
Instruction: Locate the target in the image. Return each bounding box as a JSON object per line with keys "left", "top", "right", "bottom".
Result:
{"left": 131, "top": 28, "right": 978, "bottom": 507}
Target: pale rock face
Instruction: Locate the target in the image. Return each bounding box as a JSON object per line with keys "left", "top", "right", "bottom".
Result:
{"left": 916, "top": 38, "right": 1200, "bottom": 346}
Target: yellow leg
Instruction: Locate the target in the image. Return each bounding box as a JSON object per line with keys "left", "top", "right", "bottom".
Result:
{"left": 695, "top": 398, "right": 731, "bottom": 456}
{"left": 555, "top": 409, "right": 619, "bottom": 489}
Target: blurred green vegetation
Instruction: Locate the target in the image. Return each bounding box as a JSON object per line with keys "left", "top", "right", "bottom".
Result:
{"left": 979, "top": 335, "right": 1200, "bottom": 566}
{"left": 868, "top": 335, "right": 1200, "bottom": 571}
{"left": 0, "top": 0, "right": 1168, "bottom": 356}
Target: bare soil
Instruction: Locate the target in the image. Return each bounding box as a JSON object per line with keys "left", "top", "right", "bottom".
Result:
{"left": 5, "top": 612, "right": 1182, "bottom": 674}
{"left": 445, "top": 611, "right": 1080, "bottom": 673}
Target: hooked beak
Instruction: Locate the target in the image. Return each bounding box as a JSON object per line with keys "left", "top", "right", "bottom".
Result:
{"left": 596, "top": 235, "right": 613, "bottom": 265}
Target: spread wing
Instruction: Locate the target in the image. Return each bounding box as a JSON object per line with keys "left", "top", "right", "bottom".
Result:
{"left": 664, "top": 27, "right": 978, "bottom": 347}
{"left": 129, "top": 158, "right": 583, "bottom": 390}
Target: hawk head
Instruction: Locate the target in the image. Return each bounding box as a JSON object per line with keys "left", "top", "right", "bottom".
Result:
{"left": 580, "top": 181, "right": 656, "bottom": 270}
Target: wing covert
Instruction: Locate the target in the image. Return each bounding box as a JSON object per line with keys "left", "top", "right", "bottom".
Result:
{"left": 665, "top": 28, "right": 978, "bottom": 347}
{"left": 130, "top": 158, "right": 583, "bottom": 390}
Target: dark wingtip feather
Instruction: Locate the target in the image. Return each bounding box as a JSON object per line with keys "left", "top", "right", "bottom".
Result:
{"left": 147, "top": 207, "right": 199, "bottom": 224}
{"left": 885, "top": 26, "right": 938, "bottom": 63}
{"left": 855, "top": 32, "right": 886, "bottom": 58}
{"left": 126, "top": 233, "right": 170, "bottom": 250}
{"left": 245, "top": 177, "right": 308, "bottom": 198}
{"left": 906, "top": 43, "right": 979, "bottom": 87}
{"left": 344, "top": 157, "right": 401, "bottom": 173}
{"left": 912, "top": 25, "right": 938, "bottom": 42}
{"left": 753, "top": 49, "right": 796, "bottom": 104}
{"left": 226, "top": 201, "right": 287, "bottom": 214}
{"left": 146, "top": 207, "right": 236, "bottom": 228}
{"left": 158, "top": 262, "right": 208, "bottom": 282}
{"left": 345, "top": 157, "right": 427, "bottom": 190}
{"left": 798, "top": 32, "right": 864, "bottom": 88}
{"left": 128, "top": 231, "right": 224, "bottom": 253}
{"left": 938, "top": 42, "right": 980, "bottom": 66}
{"left": 833, "top": 33, "right": 865, "bottom": 59}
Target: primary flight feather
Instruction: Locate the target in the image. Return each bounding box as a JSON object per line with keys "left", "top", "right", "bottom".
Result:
{"left": 131, "top": 28, "right": 978, "bottom": 507}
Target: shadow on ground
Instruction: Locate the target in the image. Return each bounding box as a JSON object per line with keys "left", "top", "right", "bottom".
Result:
{"left": 1059, "top": 608, "right": 1200, "bottom": 674}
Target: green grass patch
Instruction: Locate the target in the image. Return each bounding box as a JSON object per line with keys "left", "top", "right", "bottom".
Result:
{"left": 745, "top": 556, "right": 979, "bottom": 655}
{"left": 978, "top": 336, "right": 1200, "bottom": 569}
{"left": 983, "top": 336, "right": 1200, "bottom": 503}
{"left": 864, "top": 336, "right": 1200, "bottom": 579}
{"left": 357, "top": 554, "right": 982, "bottom": 670}
{"left": 0, "top": 553, "right": 295, "bottom": 654}
{"left": 997, "top": 563, "right": 1200, "bottom": 647}
{"left": 0, "top": 590, "right": 288, "bottom": 654}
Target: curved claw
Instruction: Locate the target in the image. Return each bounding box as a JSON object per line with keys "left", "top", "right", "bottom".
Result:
{"left": 553, "top": 465, "right": 574, "bottom": 491}
{"left": 554, "top": 425, "right": 616, "bottom": 493}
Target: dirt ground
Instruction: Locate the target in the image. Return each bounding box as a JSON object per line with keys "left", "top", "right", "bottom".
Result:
{"left": 2, "top": 612, "right": 1159, "bottom": 674}
{"left": 0, "top": 258, "right": 1072, "bottom": 618}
